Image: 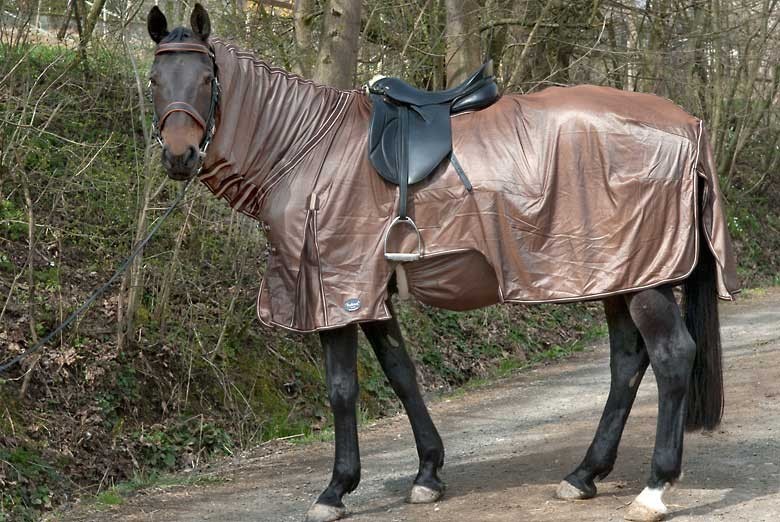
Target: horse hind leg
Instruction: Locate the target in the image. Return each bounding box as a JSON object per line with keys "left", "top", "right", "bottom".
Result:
{"left": 361, "top": 301, "right": 445, "bottom": 504}
{"left": 306, "top": 325, "right": 361, "bottom": 522}
{"left": 557, "top": 296, "right": 650, "bottom": 501}
{"left": 623, "top": 286, "right": 697, "bottom": 522}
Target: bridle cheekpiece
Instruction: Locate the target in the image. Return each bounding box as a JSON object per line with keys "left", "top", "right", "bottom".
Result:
{"left": 150, "top": 41, "right": 220, "bottom": 173}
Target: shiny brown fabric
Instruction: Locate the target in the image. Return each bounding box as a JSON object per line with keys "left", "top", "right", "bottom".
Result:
{"left": 200, "top": 40, "right": 739, "bottom": 333}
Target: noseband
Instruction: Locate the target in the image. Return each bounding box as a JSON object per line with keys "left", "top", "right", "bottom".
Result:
{"left": 151, "top": 42, "right": 220, "bottom": 172}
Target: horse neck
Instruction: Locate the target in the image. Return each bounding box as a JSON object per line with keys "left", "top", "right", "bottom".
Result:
{"left": 211, "top": 40, "right": 357, "bottom": 189}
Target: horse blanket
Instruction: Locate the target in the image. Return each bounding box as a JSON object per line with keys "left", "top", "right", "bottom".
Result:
{"left": 199, "top": 40, "right": 739, "bottom": 332}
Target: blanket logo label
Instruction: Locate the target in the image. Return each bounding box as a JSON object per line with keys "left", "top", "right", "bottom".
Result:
{"left": 344, "top": 298, "right": 361, "bottom": 312}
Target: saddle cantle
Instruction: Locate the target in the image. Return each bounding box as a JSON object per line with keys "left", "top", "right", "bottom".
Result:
{"left": 368, "top": 61, "right": 500, "bottom": 261}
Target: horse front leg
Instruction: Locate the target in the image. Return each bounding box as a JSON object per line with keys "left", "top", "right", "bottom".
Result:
{"left": 361, "top": 302, "right": 445, "bottom": 504}
{"left": 306, "top": 325, "right": 360, "bottom": 522}
{"left": 623, "top": 287, "right": 697, "bottom": 522}
{"left": 557, "top": 296, "right": 649, "bottom": 500}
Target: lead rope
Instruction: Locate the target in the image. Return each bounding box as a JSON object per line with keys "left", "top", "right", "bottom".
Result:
{"left": 0, "top": 177, "right": 195, "bottom": 375}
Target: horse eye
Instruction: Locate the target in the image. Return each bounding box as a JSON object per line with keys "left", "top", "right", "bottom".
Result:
{"left": 204, "top": 75, "right": 213, "bottom": 84}
{"left": 149, "top": 78, "right": 157, "bottom": 87}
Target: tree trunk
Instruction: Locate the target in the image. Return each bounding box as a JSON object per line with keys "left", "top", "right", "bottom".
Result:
{"left": 19, "top": 175, "right": 40, "bottom": 399}
{"left": 314, "top": 0, "right": 361, "bottom": 89}
{"left": 292, "top": 0, "right": 316, "bottom": 77}
{"left": 117, "top": 21, "right": 159, "bottom": 350}
{"left": 57, "top": 1, "right": 74, "bottom": 41}
{"left": 78, "top": 0, "right": 107, "bottom": 53}
{"left": 444, "top": 0, "right": 482, "bottom": 87}
{"left": 73, "top": 0, "right": 84, "bottom": 40}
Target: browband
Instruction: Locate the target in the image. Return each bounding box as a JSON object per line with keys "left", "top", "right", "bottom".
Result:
{"left": 155, "top": 42, "right": 211, "bottom": 55}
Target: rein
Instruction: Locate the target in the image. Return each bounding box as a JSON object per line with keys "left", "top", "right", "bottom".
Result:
{"left": 0, "top": 179, "right": 195, "bottom": 375}
{"left": 151, "top": 42, "right": 220, "bottom": 168}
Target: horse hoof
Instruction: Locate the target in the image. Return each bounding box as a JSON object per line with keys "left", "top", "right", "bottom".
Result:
{"left": 624, "top": 501, "right": 666, "bottom": 522}
{"left": 555, "top": 480, "right": 594, "bottom": 500}
{"left": 408, "top": 484, "right": 444, "bottom": 504}
{"left": 304, "top": 503, "right": 347, "bottom": 522}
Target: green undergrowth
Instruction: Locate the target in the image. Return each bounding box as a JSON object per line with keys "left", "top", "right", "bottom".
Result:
{"left": 727, "top": 202, "right": 780, "bottom": 286}
{"left": 0, "top": 447, "right": 65, "bottom": 521}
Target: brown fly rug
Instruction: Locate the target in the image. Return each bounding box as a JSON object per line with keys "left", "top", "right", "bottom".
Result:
{"left": 198, "top": 40, "right": 738, "bottom": 332}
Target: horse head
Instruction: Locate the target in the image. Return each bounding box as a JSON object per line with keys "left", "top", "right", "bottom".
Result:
{"left": 147, "top": 3, "right": 218, "bottom": 180}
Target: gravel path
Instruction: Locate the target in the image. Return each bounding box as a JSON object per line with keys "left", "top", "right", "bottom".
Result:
{"left": 59, "top": 288, "right": 780, "bottom": 522}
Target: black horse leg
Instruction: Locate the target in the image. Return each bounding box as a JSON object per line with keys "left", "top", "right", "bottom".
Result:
{"left": 624, "top": 286, "right": 696, "bottom": 521}
{"left": 306, "top": 325, "right": 360, "bottom": 522}
{"left": 361, "top": 303, "right": 445, "bottom": 503}
{"left": 558, "top": 296, "right": 650, "bottom": 500}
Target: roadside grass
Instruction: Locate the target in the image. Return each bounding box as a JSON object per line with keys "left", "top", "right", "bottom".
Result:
{"left": 444, "top": 322, "right": 608, "bottom": 398}
{"left": 739, "top": 287, "right": 768, "bottom": 298}
{"left": 82, "top": 472, "right": 227, "bottom": 512}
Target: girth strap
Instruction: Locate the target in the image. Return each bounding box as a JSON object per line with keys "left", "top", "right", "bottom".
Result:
{"left": 449, "top": 152, "right": 472, "bottom": 192}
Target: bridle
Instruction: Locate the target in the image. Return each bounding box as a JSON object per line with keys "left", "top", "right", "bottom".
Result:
{"left": 150, "top": 41, "right": 220, "bottom": 173}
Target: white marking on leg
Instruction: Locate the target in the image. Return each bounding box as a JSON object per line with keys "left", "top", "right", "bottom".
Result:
{"left": 634, "top": 485, "right": 669, "bottom": 514}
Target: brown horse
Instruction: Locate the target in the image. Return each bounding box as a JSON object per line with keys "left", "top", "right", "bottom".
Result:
{"left": 146, "top": 5, "right": 738, "bottom": 522}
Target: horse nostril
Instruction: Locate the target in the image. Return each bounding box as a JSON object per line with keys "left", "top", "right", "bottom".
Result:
{"left": 185, "top": 145, "right": 198, "bottom": 167}
{"left": 161, "top": 145, "right": 174, "bottom": 169}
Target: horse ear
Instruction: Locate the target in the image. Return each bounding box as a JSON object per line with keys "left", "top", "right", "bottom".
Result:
{"left": 190, "top": 3, "right": 211, "bottom": 41}
{"left": 147, "top": 6, "right": 169, "bottom": 44}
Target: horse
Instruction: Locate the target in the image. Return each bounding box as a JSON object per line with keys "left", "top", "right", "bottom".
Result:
{"left": 145, "top": 4, "right": 739, "bottom": 522}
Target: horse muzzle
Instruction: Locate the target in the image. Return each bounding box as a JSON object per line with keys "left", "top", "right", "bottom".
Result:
{"left": 162, "top": 143, "right": 201, "bottom": 180}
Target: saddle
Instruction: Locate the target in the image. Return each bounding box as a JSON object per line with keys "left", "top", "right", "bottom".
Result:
{"left": 368, "top": 61, "right": 500, "bottom": 261}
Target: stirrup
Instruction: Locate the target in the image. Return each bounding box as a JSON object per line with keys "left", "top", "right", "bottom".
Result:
{"left": 383, "top": 216, "right": 422, "bottom": 262}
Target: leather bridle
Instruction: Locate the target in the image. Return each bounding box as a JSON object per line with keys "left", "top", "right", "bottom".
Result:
{"left": 150, "top": 42, "right": 220, "bottom": 172}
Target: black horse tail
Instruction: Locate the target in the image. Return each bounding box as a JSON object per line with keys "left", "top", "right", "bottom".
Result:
{"left": 682, "top": 240, "right": 724, "bottom": 431}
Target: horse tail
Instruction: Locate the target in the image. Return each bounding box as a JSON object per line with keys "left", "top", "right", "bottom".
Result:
{"left": 682, "top": 239, "right": 724, "bottom": 431}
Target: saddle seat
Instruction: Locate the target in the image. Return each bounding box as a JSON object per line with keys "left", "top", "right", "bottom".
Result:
{"left": 374, "top": 61, "right": 496, "bottom": 108}
{"left": 367, "top": 61, "right": 501, "bottom": 262}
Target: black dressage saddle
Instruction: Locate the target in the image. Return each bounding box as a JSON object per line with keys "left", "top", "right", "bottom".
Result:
{"left": 368, "top": 61, "right": 500, "bottom": 261}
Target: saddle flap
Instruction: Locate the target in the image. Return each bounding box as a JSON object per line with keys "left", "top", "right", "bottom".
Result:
{"left": 368, "top": 94, "right": 453, "bottom": 186}
{"left": 407, "top": 104, "right": 451, "bottom": 184}
{"left": 368, "top": 94, "right": 400, "bottom": 184}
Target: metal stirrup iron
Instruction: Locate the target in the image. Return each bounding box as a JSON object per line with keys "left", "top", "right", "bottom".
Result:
{"left": 383, "top": 216, "right": 423, "bottom": 262}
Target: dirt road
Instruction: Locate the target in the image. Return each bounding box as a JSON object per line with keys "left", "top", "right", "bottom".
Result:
{"left": 60, "top": 288, "right": 780, "bottom": 522}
